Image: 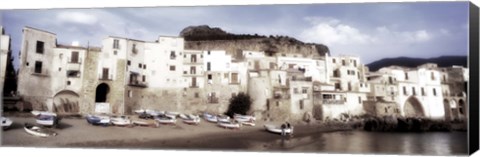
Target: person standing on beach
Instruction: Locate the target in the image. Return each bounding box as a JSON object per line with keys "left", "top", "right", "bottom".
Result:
{"left": 281, "top": 123, "right": 286, "bottom": 136}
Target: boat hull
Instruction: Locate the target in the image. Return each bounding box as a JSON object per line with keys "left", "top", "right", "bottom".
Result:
{"left": 1, "top": 117, "right": 13, "bottom": 130}
{"left": 24, "top": 123, "right": 57, "bottom": 137}
{"left": 264, "top": 124, "right": 293, "bottom": 135}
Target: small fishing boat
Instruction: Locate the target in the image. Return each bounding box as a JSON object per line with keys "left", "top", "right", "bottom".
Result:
{"left": 110, "top": 116, "right": 132, "bottom": 126}
{"left": 234, "top": 114, "right": 256, "bottom": 121}
{"left": 179, "top": 114, "right": 189, "bottom": 120}
{"left": 240, "top": 121, "right": 255, "bottom": 126}
{"left": 1, "top": 117, "right": 13, "bottom": 130}
{"left": 86, "top": 114, "right": 111, "bottom": 126}
{"left": 217, "top": 121, "right": 240, "bottom": 129}
{"left": 264, "top": 124, "right": 293, "bottom": 135}
{"left": 204, "top": 114, "right": 218, "bottom": 123}
{"left": 217, "top": 115, "right": 231, "bottom": 123}
{"left": 182, "top": 114, "right": 201, "bottom": 125}
{"left": 155, "top": 115, "right": 176, "bottom": 125}
{"left": 35, "top": 114, "right": 60, "bottom": 127}
{"left": 24, "top": 123, "right": 57, "bottom": 137}
{"left": 165, "top": 111, "right": 179, "bottom": 119}
{"left": 132, "top": 119, "right": 158, "bottom": 127}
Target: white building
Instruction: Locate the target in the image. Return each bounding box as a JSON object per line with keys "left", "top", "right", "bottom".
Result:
{"left": 0, "top": 26, "right": 11, "bottom": 96}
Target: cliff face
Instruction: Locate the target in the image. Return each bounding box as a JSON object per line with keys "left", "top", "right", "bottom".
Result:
{"left": 180, "top": 25, "right": 329, "bottom": 58}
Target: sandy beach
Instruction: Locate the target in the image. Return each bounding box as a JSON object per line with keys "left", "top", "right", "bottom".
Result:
{"left": 1, "top": 115, "right": 352, "bottom": 151}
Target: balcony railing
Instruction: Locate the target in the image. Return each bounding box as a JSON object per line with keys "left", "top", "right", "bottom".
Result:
{"left": 291, "top": 76, "right": 312, "bottom": 82}
{"left": 128, "top": 81, "right": 148, "bottom": 88}
{"left": 322, "top": 99, "right": 345, "bottom": 105}
{"left": 208, "top": 97, "right": 219, "bottom": 103}
{"left": 99, "top": 74, "right": 113, "bottom": 81}
{"left": 31, "top": 69, "right": 49, "bottom": 77}
{"left": 67, "top": 57, "right": 82, "bottom": 64}
{"left": 273, "top": 92, "right": 290, "bottom": 99}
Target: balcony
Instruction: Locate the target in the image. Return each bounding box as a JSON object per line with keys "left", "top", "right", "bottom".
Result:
{"left": 99, "top": 74, "right": 113, "bottom": 81}
{"left": 67, "top": 57, "right": 82, "bottom": 64}
{"left": 273, "top": 91, "right": 290, "bottom": 99}
{"left": 322, "top": 99, "right": 345, "bottom": 105}
{"left": 208, "top": 97, "right": 219, "bottom": 103}
{"left": 291, "top": 76, "right": 312, "bottom": 82}
{"left": 31, "top": 69, "right": 49, "bottom": 77}
{"left": 128, "top": 81, "right": 148, "bottom": 88}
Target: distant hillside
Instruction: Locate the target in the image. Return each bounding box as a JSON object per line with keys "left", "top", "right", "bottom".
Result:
{"left": 180, "top": 25, "right": 329, "bottom": 58}
{"left": 367, "top": 56, "right": 467, "bottom": 71}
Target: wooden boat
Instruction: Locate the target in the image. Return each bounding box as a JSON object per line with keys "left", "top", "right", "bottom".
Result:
{"left": 86, "top": 115, "right": 110, "bottom": 126}
{"left": 24, "top": 123, "right": 57, "bottom": 137}
{"left": 218, "top": 121, "right": 240, "bottom": 129}
{"left": 32, "top": 111, "right": 60, "bottom": 127}
{"left": 155, "top": 116, "right": 176, "bottom": 125}
{"left": 110, "top": 116, "right": 132, "bottom": 126}
{"left": 1, "top": 117, "right": 13, "bottom": 130}
{"left": 182, "top": 114, "right": 201, "bottom": 125}
{"left": 264, "top": 124, "right": 293, "bottom": 135}
{"left": 234, "top": 114, "right": 256, "bottom": 121}
{"left": 217, "top": 115, "right": 231, "bottom": 123}
{"left": 132, "top": 119, "right": 157, "bottom": 127}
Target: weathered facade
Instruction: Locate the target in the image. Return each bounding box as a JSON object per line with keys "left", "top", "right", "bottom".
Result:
{"left": 0, "top": 26, "right": 11, "bottom": 99}
{"left": 14, "top": 26, "right": 467, "bottom": 123}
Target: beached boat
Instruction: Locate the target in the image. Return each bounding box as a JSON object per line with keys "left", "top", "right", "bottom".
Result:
{"left": 264, "top": 124, "right": 293, "bottom": 135}
{"left": 1, "top": 117, "right": 13, "bottom": 130}
{"left": 204, "top": 114, "right": 218, "bottom": 123}
{"left": 155, "top": 116, "right": 176, "bottom": 125}
{"left": 24, "top": 123, "right": 57, "bottom": 137}
{"left": 86, "top": 114, "right": 111, "bottom": 126}
{"left": 110, "top": 116, "right": 132, "bottom": 126}
{"left": 182, "top": 114, "right": 201, "bottom": 125}
{"left": 234, "top": 114, "right": 256, "bottom": 121}
{"left": 218, "top": 121, "right": 240, "bottom": 129}
{"left": 132, "top": 119, "right": 157, "bottom": 127}
{"left": 240, "top": 121, "right": 255, "bottom": 126}
{"left": 179, "top": 114, "right": 189, "bottom": 120}
{"left": 31, "top": 111, "right": 60, "bottom": 127}
{"left": 217, "top": 115, "right": 231, "bottom": 123}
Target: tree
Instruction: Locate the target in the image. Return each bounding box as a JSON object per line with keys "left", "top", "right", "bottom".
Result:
{"left": 225, "top": 92, "right": 252, "bottom": 118}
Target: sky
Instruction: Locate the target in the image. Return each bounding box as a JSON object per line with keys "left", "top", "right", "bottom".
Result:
{"left": 0, "top": 2, "right": 469, "bottom": 70}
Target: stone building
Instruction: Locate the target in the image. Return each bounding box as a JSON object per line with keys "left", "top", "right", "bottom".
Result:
{"left": 365, "top": 63, "right": 464, "bottom": 120}
{"left": 0, "top": 26, "right": 11, "bottom": 97}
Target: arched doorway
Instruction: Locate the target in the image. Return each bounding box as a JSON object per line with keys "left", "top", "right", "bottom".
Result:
{"left": 403, "top": 96, "right": 425, "bottom": 117}
{"left": 53, "top": 90, "right": 80, "bottom": 113}
{"left": 95, "top": 83, "right": 110, "bottom": 102}
{"left": 443, "top": 99, "right": 451, "bottom": 121}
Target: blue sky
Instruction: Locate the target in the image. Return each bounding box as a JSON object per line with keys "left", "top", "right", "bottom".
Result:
{"left": 0, "top": 2, "right": 469, "bottom": 69}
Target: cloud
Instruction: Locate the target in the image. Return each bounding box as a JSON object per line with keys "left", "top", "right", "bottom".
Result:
{"left": 56, "top": 12, "right": 98, "bottom": 25}
{"left": 300, "top": 17, "right": 374, "bottom": 45}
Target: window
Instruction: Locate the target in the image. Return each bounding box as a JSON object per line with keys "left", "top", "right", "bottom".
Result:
{"left": 191, "top": 54, "right": 197, "bottom": 63}
{"left": 433, "top": 88, "right": 437, "bottom": 96}
{"left": 36, "top": 41, "right": 44, "bottom": 54}
{"left": 143, "top": 64, "right": 146, "bottom": 69}
{"left": 412, "top": 87, "right": 416, "bottom": 95}
{"left": 102, "top": 68, "right": 109, "bottom": 80}
{"left": 342, "top": 59, "right": 346, "bottom": 66}
{"left": 127, "top": 60, "right": 131, "bottom": 66}
{"left": 403, "top": 86, "right": 407, "bottom": 95}
{"left": 332, "top": 58, "right": 336, "bottom": 63}
{"left": 208, "top": 74, "right": 212, "bottom": 80}
{"left": 358, "top": 97, "right": 362, "bottom": 104}
{"left": 113, "top": 39, "right": 119, "bottom": 49}
{"left": 184, "top": 71, "right": 187, "bottom": 74}
{"left": 194, "top": 92, "right": 199, "bottom": 98}
{"left": 207, "top": 51, "right": 211, "bottom": 55}
{"left": 353, "top": 60, "right": 357, "bottom": 67}
{"left": 431, "top": 72, "right": 435, "bottom": 80}
{"left": 34, "top": 61, "right": 42, "bottom": 73}
{"left": 138, "top": 63, "right": 142, "bottom": 68}
{"left": 405, "top": 72, "right": 409, "bottom": 80}
{"left": 114, "top": 50, "right": 117, "bottom": 55}
{"left": 142, "top": 75, "right": 146, "bottom": 82}
{"left": 388, "top": 77, "right": 393, "bottom": 84}
{"left": 190, "top": 66, "right": 196, "bottom": 74}
{"left": 231, "top": 73, "right": 238, "bottom": 84}
{"left": 334, "top": 83, "right": 341, "bottom": 90}
{"left": 302, "top": 87, "right": 308, "bottom": 94}
{"left": 333, "top": 69, "right": 340, "bottom": 77}
{"left": 67, "top": 81, "right": 71, "bottom": 85}
{"left": 293, "top": 88, "right": 299, "bottom": 94}
{"left": 128, "top": 90, "right": 132, "bottom": 98}
{"left": 132, "top": 44, "right": 137, "bottom": 54}
{"left": 169, "top": 65, "right": 176, "bottom": 71}
{"left": 170, "top": 51, "right": 176, "bottom": 59}
{"left": 207, "top": 62, "right": 211, "bottom": 71}
{"left": 299, "top": 100, "right": 304, "bottom": 110}
{"left": 71, "top": 51, "right": 79, "bottom": 63}
{"left": 224, "top": 73, "right": 228, "bottom": 79}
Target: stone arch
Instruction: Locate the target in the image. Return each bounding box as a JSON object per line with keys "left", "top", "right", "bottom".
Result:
{"left": 443, "top": 99, "right": 451, "bottom": 121}
{"left": 95, "top": 83, "right": 110, "bottom": 103}
{"left": 53, "top": 90, "right": 80, "bottom": 113}
{"left": 450, "top": 100, "right": 459, "bottom": 120}
{"left": 403, "top": 96, "right": 425, "bottom": 117}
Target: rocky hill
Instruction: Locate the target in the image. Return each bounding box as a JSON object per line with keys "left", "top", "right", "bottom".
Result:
{"left": 367, "top": 56, "right": 467, "bottom": 71}
{"left": 180, "top": 25, "right": 329, "bottom": 58}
